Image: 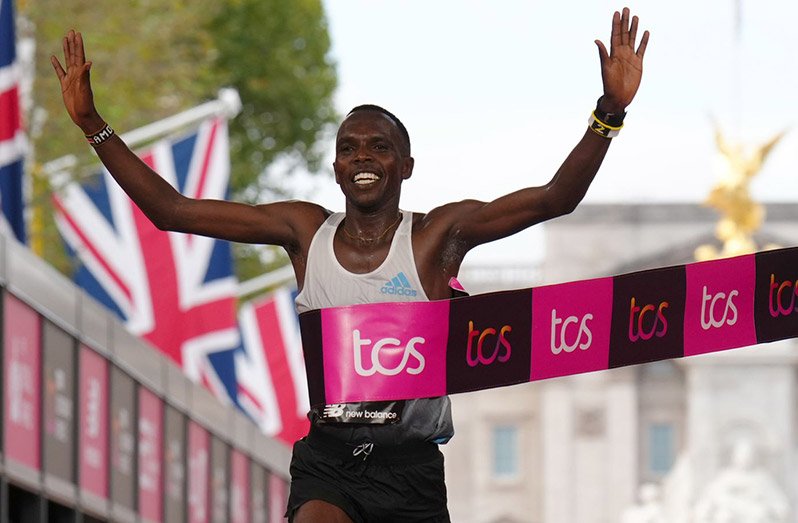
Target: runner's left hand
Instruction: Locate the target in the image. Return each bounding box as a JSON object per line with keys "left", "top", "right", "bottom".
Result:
{"left": 594, "top": 7, "right": 649, "bottom": 113}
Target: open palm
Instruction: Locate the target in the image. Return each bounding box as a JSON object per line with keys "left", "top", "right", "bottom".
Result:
{"left": 51, "top": 30, "right": 102, "bottom": 134}
{"left": 595, "top": 8, "right": 649, "bottom": 111}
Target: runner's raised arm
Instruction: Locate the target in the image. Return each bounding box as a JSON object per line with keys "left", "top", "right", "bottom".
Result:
{"left": 427, "top": 8, "right": 649, "bottom": 250}
{"left": 51, "top": 30, "right": 326, "bottom": 249}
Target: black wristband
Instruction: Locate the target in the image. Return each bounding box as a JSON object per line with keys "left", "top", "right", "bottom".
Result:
{"left": 594, "top": 96, "right": 626, "bottom": 128}
{"left": 85, "top": 123, "right": 115, "bottom": 148}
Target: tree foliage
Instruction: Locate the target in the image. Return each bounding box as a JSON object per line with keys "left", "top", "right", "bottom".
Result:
{"left": 20, "top": 0, "right": 338, "bottom": 280}
{"left": 209, "top": 0, "right": 338, "bottom": 199}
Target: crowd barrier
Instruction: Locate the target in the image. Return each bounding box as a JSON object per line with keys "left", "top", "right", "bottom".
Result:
{"left": 0, "top": 235, "right": 291, "bottom": 523}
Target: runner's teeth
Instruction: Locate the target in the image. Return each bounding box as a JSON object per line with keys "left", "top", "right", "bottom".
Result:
{"left": 354, "top": 173, "right": 379, "bottom": 185}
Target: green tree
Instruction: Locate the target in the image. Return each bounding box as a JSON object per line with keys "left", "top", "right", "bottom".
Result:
{"left": 209, "top": 0, "right": 338, "bottom": 199}
{"left": 21, "top": 0, "right": 337, "bottom": 282}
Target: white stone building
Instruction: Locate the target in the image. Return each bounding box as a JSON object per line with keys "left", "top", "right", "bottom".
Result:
{"left": 445, "top": 202, "right": 798, "bottom": 523}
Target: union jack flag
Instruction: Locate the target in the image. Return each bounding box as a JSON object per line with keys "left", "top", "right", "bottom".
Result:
{"left": 53, "top": 117, "right": 309, "bottom": 444}
{"left": 0, "top": 0, "right": 26, "bottom": 243}
{"left": 53, "top": 118, "right": 240, "bottom": 402}
{"left": 236, "top": 287, "right": 309, "bottom": 445}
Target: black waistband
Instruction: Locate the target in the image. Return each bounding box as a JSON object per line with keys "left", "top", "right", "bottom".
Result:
{"left": 305, "top": 426, "right": 439, "bottom": 465}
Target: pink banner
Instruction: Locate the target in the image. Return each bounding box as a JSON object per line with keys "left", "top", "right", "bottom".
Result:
{"left": 230, "top": 449, "right": 250, "bottom": 523}
{"left": 320, "top": 301, "right": 449, "bottom": 403}
{"left": 268, "top": 473, "right": 288, "bottom": 523}
{"left": 188, "top": 421, "right": 210, "bottom": 523}
{"left": 79, "top": 345, "right": 109, "bottom": 498}
{"left": 139, "top": 387, "right": 164, "bottom": 521}
{"left": 684, "top": 255, "right": 757, "bottom": 356}
{"left": 531, "top": 277, "right": 613, "bottom": 381}
{"left": 300, "top": 248, "right": 798, "bottom": 406}
{"left": 3, "top": 293, "right": 41, "bottom": 470}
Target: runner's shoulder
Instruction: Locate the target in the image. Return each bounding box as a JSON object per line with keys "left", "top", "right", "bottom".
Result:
{"left": 258, "top": 199, "right": 331, "bottom": 224}
{"left": 414, "top": 199, "right": 486, "bottom": 232}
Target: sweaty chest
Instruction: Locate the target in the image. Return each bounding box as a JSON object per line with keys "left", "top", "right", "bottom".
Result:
{"left": 339, "top": 239, "right": 461, "bottom": 304}
{"left": 333, "top": 236, "right": 393, "bottom": 275}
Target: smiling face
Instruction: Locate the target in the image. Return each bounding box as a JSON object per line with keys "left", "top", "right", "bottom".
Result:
{"left": 333, "top": 110, "right": 414, "bottom": 212}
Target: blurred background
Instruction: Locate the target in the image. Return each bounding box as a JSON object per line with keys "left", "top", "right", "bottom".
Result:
{"left": 2, "top": 0, "right": 797, "bottom": 521}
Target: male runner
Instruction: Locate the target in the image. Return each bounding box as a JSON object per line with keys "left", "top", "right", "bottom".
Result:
{"left": 53, "top": 8, "right": 648, "bottom": 522}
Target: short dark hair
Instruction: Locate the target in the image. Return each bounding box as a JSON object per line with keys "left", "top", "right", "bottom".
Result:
{"left": 347, "top": 104, "right": 411, "bottom": 155}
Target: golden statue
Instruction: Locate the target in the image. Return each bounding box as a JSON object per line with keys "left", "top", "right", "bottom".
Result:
{"left": 694, "top": 127, "right": 785, "bottom": 261}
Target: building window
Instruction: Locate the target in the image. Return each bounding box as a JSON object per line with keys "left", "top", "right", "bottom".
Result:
{"left": 492, "top": 425, "right": 519, "bottom": 478}
{"left": 648, "top": 423, "right": 675, "bottom": 475}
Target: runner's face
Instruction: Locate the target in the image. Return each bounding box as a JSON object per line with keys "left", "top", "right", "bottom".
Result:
{"left": 334, "top": 111, "right": 413, "bottom": 210}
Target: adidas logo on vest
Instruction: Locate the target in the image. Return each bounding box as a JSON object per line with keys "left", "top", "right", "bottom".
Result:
{"left": 381, "top": 272, "right": 418, "bottom": 297}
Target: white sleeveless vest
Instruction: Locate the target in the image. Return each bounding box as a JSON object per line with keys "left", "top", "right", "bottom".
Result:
{"left": 295, "top": 210, "right": 427, "bottom": 312}
{"left": 295, "top": 210, "right": 454, "bottom": 445}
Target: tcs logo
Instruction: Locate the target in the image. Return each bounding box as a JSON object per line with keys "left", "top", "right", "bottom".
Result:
{"left": 550, "top": 309, "right": 593, "bottom": 354}
{"left": 628, "top": 297, "right": 669, "bottom": 341}
{"left": 701, "top": 286, "right": 739, "bottom": 329}
{"left": 352, "top": 329, "right": 426, "bottom": 377}
{"left": 769, "top": 274, "right": 798, "bottom": 318}
{"left": 466, "top": 321, "right": 512, "bottom": 367}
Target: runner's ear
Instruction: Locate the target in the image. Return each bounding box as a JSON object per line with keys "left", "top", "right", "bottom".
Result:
{"left": 401, "top": 157, "right": 414, "bottom": 180}
{"left": 333, "top": 161, "right": 342, "bottom": 185}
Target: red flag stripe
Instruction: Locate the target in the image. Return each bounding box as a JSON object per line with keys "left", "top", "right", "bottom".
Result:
{"left": 135, "top": 151, "right": 236, "bottom": 368}
{"left": 0, "top": 86, "right": 21, "bottom": 142}
{"left": 192, "top": 118, "right": 219, "bottom": 200}
{"left": 254, "top": 299, "right": 306, "bottom": 444}
{"left": 237, "top": 383, "right": 265, "bottom": 413}
{"left": 180, "top": 118, "right": 218, "bottom": 249}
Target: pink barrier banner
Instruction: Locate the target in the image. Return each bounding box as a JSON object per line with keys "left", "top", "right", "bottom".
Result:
{"left": 531, "top": 277, "right": 613, "bottom": 381}
{"left": 299, "top": 247, "right": 798, "bottom": 407}
{"left": 188, "top": 421, "right": 210, "bottom": 523}
{"left": 79, "top": 345, "right": 109, "bottom": 498}
{"left": 138, "top": 387, "right": 164, "bottom": 522}
{"left": 320, "top": 301, "right": 449, "bottom": 403}
{"left": 230, "top": 449, "right": 250, "bottom": 523}
{"left": 268, "top": 473, "right": 288, "bottom": 523}
{"left": 683, "top": 255, "right": 757, "bottom": 356}
{"left": 3, "top": 293, "right": 41, "bottom": 470}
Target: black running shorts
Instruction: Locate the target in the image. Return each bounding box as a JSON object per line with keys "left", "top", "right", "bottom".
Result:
{"left": 286, "top": 428, "right": 450, "bottom": 523}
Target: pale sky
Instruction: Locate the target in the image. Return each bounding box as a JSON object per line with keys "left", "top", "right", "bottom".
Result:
{"left": 287, "top": 0, "right": 798, "bottom": 265}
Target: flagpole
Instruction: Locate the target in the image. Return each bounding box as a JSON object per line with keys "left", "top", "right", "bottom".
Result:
{"left": 237, "top": 265, "right": 296, "bottom": 298}
{"left": 119, "top": 88, "right": 242, "bottom": 147}
{"left": 42, "top": 88, "right": 242, "bottom": 177}
{"left": 44, "top": 88, "right": 296, "bottom": 301}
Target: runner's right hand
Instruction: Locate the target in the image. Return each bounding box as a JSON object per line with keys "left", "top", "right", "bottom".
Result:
{"left": 51, "top": 30, "right": 105, "bottom": 134}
